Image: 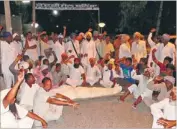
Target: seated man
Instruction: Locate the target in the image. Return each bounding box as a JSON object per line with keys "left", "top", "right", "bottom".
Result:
{"left": 35, "top": 65, "right": 53, "bottom": 85}
{"left": 100, "top": 59, "right": 119, "bottom": 88}
{"left": 51, "top": 63, "right": 68, "bottom": 87}
{"left": 66, "top": 58, "right": 86, "bottom": 87}
{"left": 85, "top": 58, "right": 101, "bottom": 86}
{"left": 150, "top": 87, "right": 176, "bottom": 128}
{"left": 17, "top": 73, "right": 40, "bottom": 111}
{"left": 33, "top": 77, "right": 79, "bottom": 127}
{"left": 1, "top": 70, "right": 47, "bottom": 128}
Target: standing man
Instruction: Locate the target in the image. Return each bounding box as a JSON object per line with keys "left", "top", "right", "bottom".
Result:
{"left": 11, "top": 33, "right": 23, "bottom": 55}
{"left": 131, "top": 32, "right": 147, "bottom": 62}
{"left": 81, "top": 32, "right": 96, "bottom": 66}
{"left": 1, "top": 32, "right": 16, "bottom": 88}
{"left": 104, "top": 35, "right": 115, "bottom": 58}
{"left": 24, "top": 32, "right": 39, "bottom": 62}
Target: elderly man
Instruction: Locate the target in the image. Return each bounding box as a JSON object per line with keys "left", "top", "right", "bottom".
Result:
{"left": 156, "top": 34, "right": 176, "bottom": 65}
{"left": 131, "top": 32, "right": 147, "bottom": 62}
{"left": 85, "top": 58, "right": 101, "bottom": 86}
{"left": 38, "top": 32, "right": 50, "bottom": 56}
{"left": 119, "top": 34, "right": 131, "bottom": 59}
{"left": 150, "top": 87, "right": 176, "bottom": 128}
{"left": 104, "top": 35, "right": 115, "bottom": 58}
{"left": 1, "top": 32, "right": 17, "bottom": 88}
{"left": 81, "top": 32, "right": 96, "bottom": 66}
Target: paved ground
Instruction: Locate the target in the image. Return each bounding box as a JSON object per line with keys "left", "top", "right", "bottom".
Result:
{"left": 40, "top": 94, "right": 153, "bottom": 128}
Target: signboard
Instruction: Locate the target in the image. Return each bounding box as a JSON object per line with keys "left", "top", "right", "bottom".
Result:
{"left": 35, "top": 3, "right": 99, "bottom": 11}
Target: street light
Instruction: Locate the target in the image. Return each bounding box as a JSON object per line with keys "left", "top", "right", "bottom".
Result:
{"left": 22, "top": 0, "right": 30, "bottom": 4}
{"left": 56, "top": 25, "right": 59, "bottom": 28}
{"left": 53, "top": 10, "right": 58, "bottom": 16}
{"left": 98, "top": 22, "right": 106, "bottom": 33}
{"left": 31, "top": 23, "right": 39, "bottom": 28}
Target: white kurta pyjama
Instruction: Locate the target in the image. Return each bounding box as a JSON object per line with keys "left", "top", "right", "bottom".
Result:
{"left": 10, "top": 41, "right": 23, "bottom": 55}
{"left": 86, "top": 65, "right": 101, "bottom": 86}
{"left": 66, "top": 64, "right": 85, "bottom": 87}
{"left": 119, "top": 43, "right": 131, "bottom": 58}
{"left": 1, "top": 89, "right": 34, "bottom": 128}
{"left": 33, "top": 87, "right": 63, "bottom": 126}
{"left": 17, "top": 82, "right": 40, "bottom": 111}
{"left": 52, "top": 41, "right": 65, "bottom": 63}
{"left": 100, "top": 66, "right": 119, "bottom": 88}
{"left": 80, "top": 40, "right": 96, "bottom": 66}
{"left": 25, "top": 39, "right": 39, "bottom": 61}
{"left": 131, "top": 40, "right": 147, "bottom": 62}
{"left": 150, "top": 98, "right": 176, "bottom": 128}
{"left": 1, "top": 41, "right": 17, "bottom": 88}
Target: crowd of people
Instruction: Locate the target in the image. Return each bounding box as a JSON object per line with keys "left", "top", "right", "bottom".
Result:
{"left": 0, "top": 25, "right": 176, "bottom": 128}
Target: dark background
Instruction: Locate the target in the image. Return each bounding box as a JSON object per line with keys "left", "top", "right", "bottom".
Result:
{"left": 0, "top": 1, "right": 176, "bottom": 35}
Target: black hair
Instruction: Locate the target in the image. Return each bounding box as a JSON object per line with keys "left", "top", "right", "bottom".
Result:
{"left": 56, "top": 63, "right": 61, "bottom": 67}
{"left": 140, "top": 57, "right": 148, "bottom": 65}
{"left": 166, "top": 64, "right": 175, "bottom": 71}
{"left": 24, "top": 73, "right": 33, "bottom": 81}
{"left": 164, "top": 56, "right": 173, "bottom": 64}
{"left": 43, "top": 59, "right": 49, "bottom": 65}
{"left": 42, "top": 77, "right": 51, "bottom": 84}
{"left": 38, "top": 56, "right": 44, "bottom": 61}
{"left": 25, "top": 31, "right": 32, "bottom": 37}
{"left": 126, "top": 57, "right": 132, "bottom": 63}
{"left": 23, "top": 55, "right": 30, "bottom": 61}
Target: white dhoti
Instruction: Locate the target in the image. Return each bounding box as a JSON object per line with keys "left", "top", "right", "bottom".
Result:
{"left": 50, "top": 84, "right": 122, "bottom": 100}
{"left": 128, "top": 84, "right": 140, "bottom": 99}
{"left": 86, "top": 77, "right": 99, "bottom": 86}
{"left": 66, "top": 78, "right": 83, "bottom": 87}
{"left": 100, "top": 80, "right": 114, "bottom": 88}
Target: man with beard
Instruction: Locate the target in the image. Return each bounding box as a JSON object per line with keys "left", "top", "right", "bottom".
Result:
{"left": 66, "top": 58, "right": 86, "bottom": 87}
{"left": 81, "top": 32, "right": 96, "bottom": 67}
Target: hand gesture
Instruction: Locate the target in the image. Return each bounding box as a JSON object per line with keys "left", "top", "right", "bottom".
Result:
{"left": 150, "top": 28, "right": 156, "bottom": 33}
{"left": 17, "top": 70, "right": 25, "bottom": 82}
{"left": 69, "top": 55, "right": 75, "bottom": 59}
{"left": 152, "top": 48, "right": 157, "bottom": 53}
{"left": 41, "top": 120, "right": 48, "bottom": 128}
{"left": 16, "top": 54, "right": 23, "bottom": 61}
{"left": 88, "top": 28, "right": 92, "bottom": 32}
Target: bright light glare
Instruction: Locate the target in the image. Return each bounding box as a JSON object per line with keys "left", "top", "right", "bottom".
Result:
{"left": 98, "top": 22, "right": 106, "bottom": 28}
{"left": 31, "top": 23, "right": 39, "bottom": 28}
{"left": 22, "top": 0, "right": 30, "bottom": 3}
{"left": 53, "top": 10, "right": 58, "bottom": 15}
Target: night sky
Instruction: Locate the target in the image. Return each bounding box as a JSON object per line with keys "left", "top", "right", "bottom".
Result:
{"left": 0, "top": 1, "right": 176, "bottom": 35}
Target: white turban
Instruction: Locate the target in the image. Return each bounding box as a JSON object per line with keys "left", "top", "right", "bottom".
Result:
{"left": 58, "top": 33, "right": 64, "bottom": 39}
{"left": 12, "top": 33, "right": 19, "bottom": 39}
{"left": 41, "top": 65, "right": 48, "bottom": 71}
{"left": 162, "top": 34, "right": 170, "bottom": 42}
{"left": 164, "top": 76, "right": 175, "bottom": 85}
{"left": 19, "top": 61, "right": 29, "bottom": 69}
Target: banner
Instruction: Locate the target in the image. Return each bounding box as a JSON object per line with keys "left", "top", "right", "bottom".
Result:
{"left": 35, "top": 3, "right": 99, "bottom": 10}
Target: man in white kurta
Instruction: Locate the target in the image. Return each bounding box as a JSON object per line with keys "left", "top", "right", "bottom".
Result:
{"left": 119, "top": 34, "right": 131, "bottom": 59}
{"left": 156, "top": 34, "right": 176, "bottom": 65}
{"left": 66, "top": 58, "right": 86, "bottom": 87}
{"left": 65, "top": 33, "right": 80, "bottom": 61}
{"left": 1, "top": 32, "right": 17, "bottom": 88}
{"left": 81, "top": 32, "right": 96, "bottom": 66}
{"left": 10, "top": 33, "right": 23, "bottom": 55}
{"left": 150, "top": 87, "right": 176, "bottom": 128}
{"left": 52, "top": 34, "right": 65, "bottom": 63}
{"left": 24, "top": 32, "right": 39, "bottom": 62}
{"left": 17, "top": 73, "right": 40, "bottom": 111}
{"left": 131, "top": 32, "right": 147, "bottom": 62}
{"left": 86, "top": 58, "right": 101, "bottom": 86}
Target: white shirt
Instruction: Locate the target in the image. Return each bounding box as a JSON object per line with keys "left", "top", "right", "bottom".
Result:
{"left": 38, "top": 40, "right": 50, "bottom": 56}
{"left": 1, "top": 41, "right": 17, "bottom": 73}
{"left": 157, "top": 42, "right": 176, "bottom": 64}
{"left": 119, "top": 42, "right": 131, "bottom": 58}
{"left": 131, "top": 40, "right": 147, "bottom": 62}
{"left": 81, "top": 39, "right": 96, "bottom": 59}
{"left": 25, "top": 39, "right": 38, "bottom": 61}
{"left": 1, "top": 89, "right": 28, "bottom": 128}
{"left": 65, "top": 40, "right": 80, "bottom": 58}
{"left": 148, "top": 43, "right": 160, "bottom": 67}
{"left": 102, "top": 66, "right": 118, "bottom": 82}
{"left": 150, "top": 98, "right": 176, "bottom": 121}
{"left": 147, "top": 32, "right": 156, "bottom": 48}
{"left": 86, "top": 65, "right": 101, "bottom": 79}
{"left": 52, "top": 41, "right": 65, "bottom": 63}
{"left": 10, "top": 40, "right": 23, "bottom": 55}
{"left": 69, "top": 64, "right": 85, "bottom": 81}
{"left": 33, "top": 87, "right": 52, "bottom": 118}
{"left": 17, "top": 82, "right": 40, "bottom": 111}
